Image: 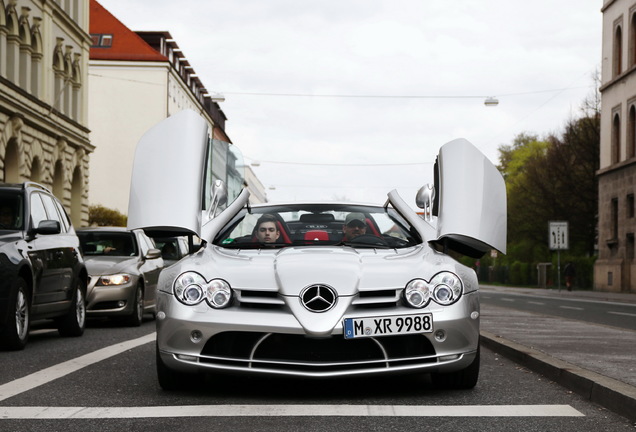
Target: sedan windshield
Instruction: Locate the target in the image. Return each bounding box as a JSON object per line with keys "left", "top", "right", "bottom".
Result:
{"left": 214, "top": 204, "right": 421, "bottom": 249}
{"left": 78, "top": 232, "right": 138, "bottom": 257}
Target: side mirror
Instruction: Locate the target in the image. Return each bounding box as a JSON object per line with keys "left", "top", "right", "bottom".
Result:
{"left": 415, "top": 184, "right": 436, "bottom": 222}
{"left": 145, "top": 248, "right": 162, "bottom": 260}
{"left": 207, "top": 180, "right": 228, "bottom": 219}
{"left": 34, "top": 220, "right": 61, "bottom": 235}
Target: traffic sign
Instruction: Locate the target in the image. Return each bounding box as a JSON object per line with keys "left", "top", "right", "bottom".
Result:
{"left": 549, "top": 221, "right": 568, "bottom": 250}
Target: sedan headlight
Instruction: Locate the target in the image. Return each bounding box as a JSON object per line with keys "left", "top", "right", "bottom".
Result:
{"left": 404, "top": 272, "right": 463, "bottom": 308}
{"left": 97, "top": 274, "right": 131, "bottom": 286}
{"left": 174, "top": 272, "right": 232, "bottom": 308}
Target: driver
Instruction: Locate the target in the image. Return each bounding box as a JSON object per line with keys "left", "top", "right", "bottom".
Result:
{"left": 255, "top": 214, "right": 281, "bottom": 243}
{"left": 342, "top": 213, "right": 367, "bottom": 241}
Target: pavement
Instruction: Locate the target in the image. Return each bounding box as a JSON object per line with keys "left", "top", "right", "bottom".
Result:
{"left": 478, "top": 284, "right": 636, "bottom": 422}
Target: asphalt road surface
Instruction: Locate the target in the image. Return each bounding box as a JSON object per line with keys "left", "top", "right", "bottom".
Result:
{"left": 0, "top": 316, "right": 632, "bottom": 431}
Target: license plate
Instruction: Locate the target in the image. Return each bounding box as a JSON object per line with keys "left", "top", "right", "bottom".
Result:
{"left": 343, "top": 313, "right": 433, "bottom": 339}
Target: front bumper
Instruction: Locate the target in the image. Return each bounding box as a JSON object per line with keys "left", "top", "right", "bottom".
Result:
{"left": 85, "top": 276, "right": 137, "bottom": 317}
{"left": 156, "top": 290, "right": 480, "bottom": 378}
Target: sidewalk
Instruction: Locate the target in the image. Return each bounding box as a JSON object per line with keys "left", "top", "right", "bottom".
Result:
{"left": 478, "top": 285, "right": 636, "bottom": 422}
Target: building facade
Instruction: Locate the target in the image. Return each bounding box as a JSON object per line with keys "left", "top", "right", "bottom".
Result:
{"left": 0, "top": 0, "right": 92, "bottom": 227}
{"left": 596, "top": 0, "right": 636, "bottom": 292}
{"left": 88, "top": 0, "right": 265, "bottom": 214}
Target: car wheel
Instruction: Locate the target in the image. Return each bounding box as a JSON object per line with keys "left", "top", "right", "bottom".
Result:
{"left": 57, "top": 279, "right": 86, "bottom": 337}
{"left": 156, "top": 343, "right": 197, "bottom": 390}
{"left": 124, "top": 285, "right": 144, "bottom": 327}
{"left": 0, "top": 278, "right": 30, "bottom": 350}
{"left": 431, "top": 346, "right": 480, "bottom": 390}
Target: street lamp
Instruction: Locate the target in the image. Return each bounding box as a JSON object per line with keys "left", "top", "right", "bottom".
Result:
{"left": 484, "top": 97, "right": 499, "bottom": 107}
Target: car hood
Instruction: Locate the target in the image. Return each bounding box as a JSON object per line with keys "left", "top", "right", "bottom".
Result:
{"left": 164, "top": 244, "right": 473, "bottom": 337}
{"left": 0, "top": 232, "right": 24, "bottom": 246}
{"left": 83, "top": 256, "right": 138, "bottom": 275}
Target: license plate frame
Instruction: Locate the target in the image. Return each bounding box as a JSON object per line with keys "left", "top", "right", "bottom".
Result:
{"left": 343, "top": 313, "right": 433, "bottom": 339}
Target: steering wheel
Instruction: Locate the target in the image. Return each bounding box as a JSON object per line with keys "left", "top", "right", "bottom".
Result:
{"left": 348, "top": 234, "right": 389, "bottom": 247}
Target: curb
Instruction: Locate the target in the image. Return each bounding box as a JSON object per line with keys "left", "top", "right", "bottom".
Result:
{"left": 480, "top": 330, "right": 636, "bottom": 422}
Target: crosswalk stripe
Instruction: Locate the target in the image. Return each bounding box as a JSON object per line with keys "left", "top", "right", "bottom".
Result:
{"left": 0, "top": 404, "right": 584, "bottom": 419}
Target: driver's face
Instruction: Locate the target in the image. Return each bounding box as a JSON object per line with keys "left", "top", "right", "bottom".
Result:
{"left": 343, "top": 222, "right": 366, "bottom": 241}
{"left": 256, "top": 222, "right": 280, "bottom": 243}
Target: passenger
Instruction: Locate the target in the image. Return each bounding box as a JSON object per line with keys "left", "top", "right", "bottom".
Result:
{"left": 342, "top": 212, "right": 367, "bottom": 241}
{"left": 255, "top": 214, "right": 281, "bottom": 244}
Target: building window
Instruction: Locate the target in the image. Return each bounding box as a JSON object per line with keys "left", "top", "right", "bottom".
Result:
{"left": 90, "top": 34, "right": 113, "bottom": 48}
{"left": 611, "top": 198, "right": 619, "bottom": 242}
{"left": 628, "top": 194, "right": 635, "bottom": 218}
{"left": 629, "top": 105, "right": 636, "bottom": 159}
{"left": 612, "top": 112, "right": 621, "bottom": 164}
{"left": 631, "top": 11, "right": 636, "bottom": 66}
{"left": 614, "top": 24, "right": 623, "bottom": 78}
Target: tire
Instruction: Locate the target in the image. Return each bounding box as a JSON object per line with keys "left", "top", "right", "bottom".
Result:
{"left": 57, "top": 279, "right": 86, "bottom": 337}
{"left": 124, "top": 285, "right": 144, "bottom": 327}
{"left": 0, "top": 278, "right": 30, "bottom": 350}
{"left": 431, "top": 346, "right": 480, "bottom": 390}
{"left": 156, "top": 343, "right": 196, "bottom": 390}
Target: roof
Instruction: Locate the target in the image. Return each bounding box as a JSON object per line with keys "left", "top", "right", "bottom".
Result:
{"left": 89, "top": 0, "right": 168, "bottom": 62}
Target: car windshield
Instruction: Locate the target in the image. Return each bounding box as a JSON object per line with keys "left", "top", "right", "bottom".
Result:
{"left": 214, "top": 204, "right": 421, "bottom": 249}
{"left": 0, "top": 192, "right": 23, "bottom": 231}
{"left": 78, "top": 231, "right": 138, "bottom": 257}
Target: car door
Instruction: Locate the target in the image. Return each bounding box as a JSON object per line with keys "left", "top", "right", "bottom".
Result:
{"left": 28, "top": 192, "right": 66, "bottom": 306}
{"left": 135, "top": 231, "right": 163, "bottom": 308}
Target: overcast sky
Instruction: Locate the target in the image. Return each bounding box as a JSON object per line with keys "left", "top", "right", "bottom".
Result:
{"left": 98, "top": 0, "right": 602, "bottom": 206}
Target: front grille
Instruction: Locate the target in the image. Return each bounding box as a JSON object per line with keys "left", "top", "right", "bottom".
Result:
{"left": 234, "top": 288, "right": 402, "bottom": 310}
{"left": 198, "top": 332, "right": 436, "bottom": 373}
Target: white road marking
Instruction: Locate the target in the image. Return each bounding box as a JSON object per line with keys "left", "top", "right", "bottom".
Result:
{"left": 559, "top": 306, "right": 584, "bottom": 311}
{"left": 527, "top": 301, "right": 545, "bottom": 305}
{"left": 607, "top": 311, "right": 636, "bottom": 317}
{"left": 0, "top": 404, "right": 584, "bottom": 419}
{"left": 501, "top": 298, "right": 515, "bottom": 302}
{"left": 0, "top": 333, "right": 155, "bottom": 402}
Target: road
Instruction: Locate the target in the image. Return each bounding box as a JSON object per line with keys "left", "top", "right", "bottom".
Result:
{"left": 480, "top": 287, "right": 636, "bottom": 330}
{"left": 0, "top": 315, "right": 633, "bottom": 431}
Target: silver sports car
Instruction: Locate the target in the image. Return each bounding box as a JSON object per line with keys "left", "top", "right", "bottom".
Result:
{"left": 127, "top": 110, "right": 506, "bottom": 390}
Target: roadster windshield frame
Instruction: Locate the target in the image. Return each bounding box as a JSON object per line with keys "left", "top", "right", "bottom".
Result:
{"left": 213, "top": 204, "right": 422, "bottom": 249}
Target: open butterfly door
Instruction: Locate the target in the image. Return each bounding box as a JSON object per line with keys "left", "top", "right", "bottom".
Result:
{"left": 126, "top": 109, "right": 241, "bottom": 239}
{"left": 430, "top": 138, "right": 507, "bottom": 258}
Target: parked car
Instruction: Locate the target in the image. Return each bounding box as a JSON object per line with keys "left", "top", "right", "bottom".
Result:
{"left": 0, "top": 182, "right": 87, "bottom": 350}
{"left": 153, "top": 236, "right": 190, "bottom": 266}
{"left": 77, "top": 227, "right": 164, "bottom": 326}
{"left": 127, "top": 110, "right": 506, "bottom": 390}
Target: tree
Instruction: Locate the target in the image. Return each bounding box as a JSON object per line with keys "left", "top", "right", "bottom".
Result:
{"left": 88, "top": 205, "right": 127, "bottom": 227}
{"left": 499, "top": 104, "right": 600, "bottom": 262}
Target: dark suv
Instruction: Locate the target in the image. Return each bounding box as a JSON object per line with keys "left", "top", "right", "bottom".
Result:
{"left": 0, "top": 182, "right": 87, "bottom": 350}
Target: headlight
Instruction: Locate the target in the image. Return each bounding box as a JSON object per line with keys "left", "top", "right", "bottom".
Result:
{"left": 205, "top": 279, "right": 232, "bottom": 308}
{"left": 404, "top": 279, "right": 431, "bottom": 308}
{"left": 404, "top": 272, "right": 463, "bottom": 308}
{"left": 430, "top": 272, "right": 463, "bottom": 305}
{"left": 174, "top": 272, "right": 206, "bottom": 305}
{"left": 97, "top": 274, "right": 131, "bottom": 286}
{"left": 174, "top": 272, "right": 232, "bottom": 308}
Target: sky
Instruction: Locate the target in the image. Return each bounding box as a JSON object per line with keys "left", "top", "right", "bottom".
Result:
{"left": 98, "top": 0, "right": 603, "bottom": 206}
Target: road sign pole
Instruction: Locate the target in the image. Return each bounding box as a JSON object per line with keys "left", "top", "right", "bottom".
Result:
{"left": 557, "top": 250, "right": 561, "bottom": 292}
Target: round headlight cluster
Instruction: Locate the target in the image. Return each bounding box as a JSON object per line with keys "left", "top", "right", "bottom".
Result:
{"left": 173, "top": 272, "right": 232, "bottom": 308}
{"left": 404, "top": 272, "right": 463, "bottom": 308}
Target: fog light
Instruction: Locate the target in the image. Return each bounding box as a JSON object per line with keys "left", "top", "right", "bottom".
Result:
{"left": 176, "top": 354, "right": 198, "bottom": 362}
{"left": 156, "top": 311, "right": 166, "bottom": 320}
{"left": 439, "top": 354, "right": 460, "bottom": 362}
{"left": 435, "top": 330, "right": 446, "bottom": 342}
{"left": 190, "top": 330, "right": 203, "bottom": 343}
{"left": 471, "top": 311, "right": 480, "bottom": 320}
{"left": 117, "top": 301, "right": 126, "bottom": 308}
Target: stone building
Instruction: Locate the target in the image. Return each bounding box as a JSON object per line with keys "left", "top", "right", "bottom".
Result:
{"left": 596, "top": 0, "right": 636, "bottom": 292}
{"left": 0, "top": 0, "right": 92, "bottom": 227}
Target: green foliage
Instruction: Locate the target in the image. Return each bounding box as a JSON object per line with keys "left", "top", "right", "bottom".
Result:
{"left": 88, "top": 205, "right": 127, "bottom": 227}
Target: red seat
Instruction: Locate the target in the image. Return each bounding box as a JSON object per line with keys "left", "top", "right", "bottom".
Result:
{"left": 304, "top": 230, "right": 329, "bottom": 241}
